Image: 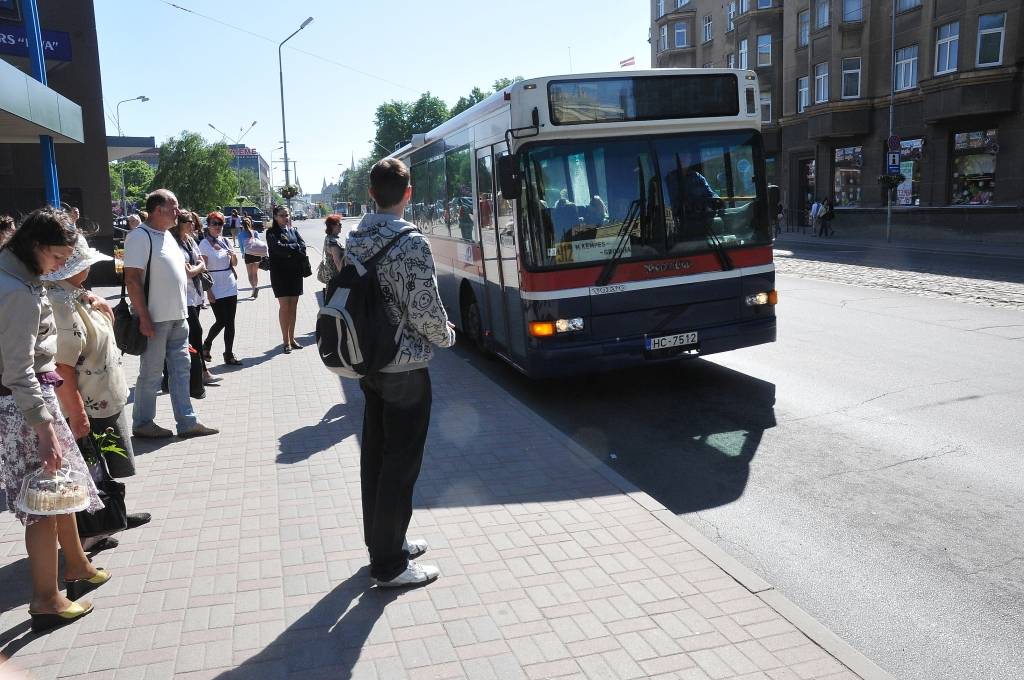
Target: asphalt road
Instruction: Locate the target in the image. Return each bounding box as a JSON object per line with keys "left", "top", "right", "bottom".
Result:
{"left": 301, "top": 217, "right": 1023, "bottom": 679}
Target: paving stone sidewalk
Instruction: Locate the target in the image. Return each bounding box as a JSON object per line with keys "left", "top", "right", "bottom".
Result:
{"left": 0, "top": 274, "right": 889, "bottom": 680}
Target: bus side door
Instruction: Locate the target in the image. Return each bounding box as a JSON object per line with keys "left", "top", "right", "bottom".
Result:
{"left": 476, "top": 148, "right": 509, "bottom": 350}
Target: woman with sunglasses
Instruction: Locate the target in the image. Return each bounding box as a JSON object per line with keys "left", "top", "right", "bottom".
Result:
{"left": 199, "top": 213, "right": 242, "bottom": 366}
{"left": 265, "top": 206, "right": 306, "bottom": 353}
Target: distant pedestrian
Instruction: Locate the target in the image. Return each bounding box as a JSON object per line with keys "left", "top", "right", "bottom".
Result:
{"left": 224, "top": 209, "right": 241, "bottom": 245}
{"left": 775, "top": 203, "right": 784, "bottom": 237}
{"left": 319, "top": 214, "right": 344, "bottom": 299}
{"left": 237, "top": 216, "right": 262, "bottom": 299}
{"left": 346, "top": 158, "right": 456, "bottom": 588}
{"left": 266, "top": 206, "right": 307, "bottom": 353}
{"left": 818, "top": 197, "right": 833, "bottom": 237}
{"left": 810, "top": 199, "right": 822, "bottom": 234}
{"left": 199, "top": 212, "right": 242, "bottom": 366}
{"left": 123, "top": 189, "right": 218, "bottom": 439}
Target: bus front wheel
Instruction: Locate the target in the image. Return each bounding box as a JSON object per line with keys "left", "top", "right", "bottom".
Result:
{"left": 461, "top": 294, "right": 485, "bottom": 352}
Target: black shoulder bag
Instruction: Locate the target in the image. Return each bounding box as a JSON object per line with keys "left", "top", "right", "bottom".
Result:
{"left": 113, "top": 229, "right": 152, "bottom": 355}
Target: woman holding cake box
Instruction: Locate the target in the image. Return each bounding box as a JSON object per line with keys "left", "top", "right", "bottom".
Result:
{"left": 0, "top": 208, "right": 109, "bottom": 633}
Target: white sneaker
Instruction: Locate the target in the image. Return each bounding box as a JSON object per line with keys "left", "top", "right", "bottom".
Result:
{"left": 374, "top": 561, "right": 439, "bottom": 588}
{"left": 404, "top": 538, "right": 428, "bottom": 560}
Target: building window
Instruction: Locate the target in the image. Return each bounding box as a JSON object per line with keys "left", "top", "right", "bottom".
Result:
{"left": 758, "top": 0, "right": 771, "bottom": 8}
{"left": 895, "top": 0, "right": 920, "bottom": 12}
{"left": 976, "top": 14, "right": 1006, "bottom": 68}
{"left": 674, "top": 22, "right": 688, "bottom": 47}
{"left": 739, "top": 0, "right": 749, "bottom": 12}
{"left": 815, "top": 0, "right": 829, "bottom": 29}
{"left": 757, "top": 34, "right": 772, "bottom": 66}
{"left": 656, "top": 0, "right": 665, "bottom": 17}
{"left": 841, "top": 57, "right": 861, "bottom": 98}
{"left": 951, "top": 130, "right": 997, "bottom": 204}
{"left": 798, "top": 76, "right": 809, "bottom": 113}
{"left": 843, "top": 0, "right": 863, "bottom": 22}
{"left": 702, "top": 14, "right": 713, "bottom": 42}
{"left": 659, "top": 25, "right": 668, "bottom": 51}
{"left": 833, "top": 146, "right": 863, "bottom": 207}
{"left": 798, "top": 10, "right": 810, "bottom": 47}
{"left": 728, "top": 1, "right": 736, "bottom": 30}
{"left": 760, "top": 91, "right": 772, "bottom": 123}
{"left": 676, "top": 0, "right": 690, "bottom": 7}
{"left": 894, "top": 45, "right": 918, "bottom": 91}
{"left": 739, "top": 39, "right": 748, "bottom": 69}
{"left": 814, "top": 62, "right": 828, "bottom": 103}
{"left": 935, "top": 22, "right": 959, "bottom": 75}
{"left": 727, "top": 52, "right": 736, "bottom": 68}
{"left": 897, "top": 138, "right": 923, "bottom": 206}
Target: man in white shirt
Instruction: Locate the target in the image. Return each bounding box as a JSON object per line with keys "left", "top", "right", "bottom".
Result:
{"left": 124, "top": 189, "right": 218, "bottom": 439}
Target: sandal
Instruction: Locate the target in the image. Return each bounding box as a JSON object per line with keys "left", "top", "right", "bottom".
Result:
{"left": 29, "top": 601, "right": 93, "bottom": 633}
{"left": 65, "top": 568, "right": 111, "bottom": 601}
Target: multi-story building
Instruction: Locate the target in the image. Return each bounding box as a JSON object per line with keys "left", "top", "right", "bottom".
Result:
{"left": 651, "top": 0, "right": 1024, "bottom": 238}
{"left": 226, "top": 144, "right": 271, "bottom": 198}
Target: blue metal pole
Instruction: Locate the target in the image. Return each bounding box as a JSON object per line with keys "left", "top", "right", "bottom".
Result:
{"left": 22, "top": 0, "right": 61, "bottom": 207}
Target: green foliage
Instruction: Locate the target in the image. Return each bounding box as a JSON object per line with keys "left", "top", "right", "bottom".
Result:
{"left": 492, "top": 76, "right": 524, "bottom": 91}
{"left": 108, "top": 159, "right": 155, "bottom": 204}
{"left": 451, "top": 87, "right": 489, "bottom": 117}
{"left": 280, "top": 185, "right": 299, "bottom": 199}
{"left": 236, "top": 169, "right": 261, "bottom": 200}
{"left": 151, "top": 131, "right": 237, "bottom": 212}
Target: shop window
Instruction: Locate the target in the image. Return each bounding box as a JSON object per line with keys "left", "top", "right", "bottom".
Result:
{"left": 833, "top": 146, "right": 863, "bottom": 207}
{"left": 951, "top": 130, "right": 997, "bottom": 205}
{"left": 896, "top": 138, "right": 923, "bottom": 206}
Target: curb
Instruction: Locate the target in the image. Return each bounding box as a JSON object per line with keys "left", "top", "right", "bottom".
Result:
{"left": 462, "top": 352, "right": 897, "bottom": 680}
{"left": 776, "top": 235, "right": 1024, "bottom": 261}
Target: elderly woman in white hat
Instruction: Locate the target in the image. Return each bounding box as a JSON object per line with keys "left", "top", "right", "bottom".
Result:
{"left": 43, "top": 234, "right": 150, "bottom": 551}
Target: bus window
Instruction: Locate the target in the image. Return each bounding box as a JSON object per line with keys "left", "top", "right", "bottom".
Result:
{"left": 495, "top": 150, "right": 515, "bottom": 247}
{"left": 426, "top": 155, "right": 446, "bottom": 235}
{"left": 477, "top": 154, "right": 494, "bottom": 236}
{"left": 446, "top": 146, "right": 475, "bottom": 241}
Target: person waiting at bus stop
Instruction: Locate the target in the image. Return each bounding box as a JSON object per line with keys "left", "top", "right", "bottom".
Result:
{"left": 345, "top": 158, "right": 455, "bottom": 588}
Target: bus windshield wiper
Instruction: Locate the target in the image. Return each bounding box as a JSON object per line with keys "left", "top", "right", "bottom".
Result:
{"left": 596, "top": 158, "right": 646, "bottom": 287}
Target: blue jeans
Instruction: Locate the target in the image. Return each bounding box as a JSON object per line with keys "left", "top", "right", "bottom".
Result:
{"left": 132, "top": 319, "right": 198, "bottom": 434}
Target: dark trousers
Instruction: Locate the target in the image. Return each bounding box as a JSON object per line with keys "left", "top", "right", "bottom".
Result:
{"left": 359, "top": 368, "right": 432, "bottom": 581}
{"left": 205, "top": 295, "right": 237, "bottom": 355}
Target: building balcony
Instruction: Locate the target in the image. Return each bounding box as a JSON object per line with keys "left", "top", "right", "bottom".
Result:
{"left": 919, "top": 67, "right": 1018, "bottom": 123}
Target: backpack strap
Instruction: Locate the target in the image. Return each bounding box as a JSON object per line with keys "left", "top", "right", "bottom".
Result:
{"left": 350, "top": 227, "right": 419, "bottom": 276}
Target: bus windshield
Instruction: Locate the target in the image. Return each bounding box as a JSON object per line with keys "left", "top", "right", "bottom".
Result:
{"left": 520, "top": 130, "right": 769, "bottom": 269}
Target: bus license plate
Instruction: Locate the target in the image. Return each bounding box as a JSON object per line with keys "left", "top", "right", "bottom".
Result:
{"left": 646, "top": 331, "right": 698, "bottom": 351}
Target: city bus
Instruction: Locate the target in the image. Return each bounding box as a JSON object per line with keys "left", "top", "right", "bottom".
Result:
{"left": 391, "top": 68, "right": 776, "bottom": 378}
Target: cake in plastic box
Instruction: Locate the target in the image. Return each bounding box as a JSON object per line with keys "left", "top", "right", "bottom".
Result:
{"left": 16, "top": 468, "right": 90, "bottom": 515}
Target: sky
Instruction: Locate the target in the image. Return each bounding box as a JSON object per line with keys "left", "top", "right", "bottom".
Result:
{"left": 95, "top": 0, "right": 652, "bottom": 194}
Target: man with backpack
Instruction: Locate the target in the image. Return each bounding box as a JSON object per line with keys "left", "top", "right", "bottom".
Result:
{"left": 340, "top": 158, "right": 455, "bottom": 587}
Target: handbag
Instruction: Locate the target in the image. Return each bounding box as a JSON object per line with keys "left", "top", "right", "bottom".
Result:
{"left": 245, "top": 234, "right": 269, "bottom": 257}
{"left": 112, "top": 229, "right": 151, "bottom": 356}
{"left": 74, "top": 435, "right": 127, "bottom": 538}
{"left": 198, "top": 271, "right": 214, "bottom": 292}
{"left": 300, "top": 255, "right": 313, "bottom": 279}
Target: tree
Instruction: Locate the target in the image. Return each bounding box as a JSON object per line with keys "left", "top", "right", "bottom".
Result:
{"left": 151, "top": 131, "right": 236, "bottom": 212}
{"left": 493, "top": 76, "right": 524, "bottom": 91}
{"left": 236, "top": 169, "right": 261, "bottom": 201}
{"left": 451, "top": 86, "right": 489, "bottom": 117}
{"left": 108, "top": 159, "right": 155, "bottom": 205}
{"left": 374, "top": 101, "right": 413, "bottom": 156}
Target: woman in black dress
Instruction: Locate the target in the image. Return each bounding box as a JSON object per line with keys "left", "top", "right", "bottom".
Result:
{"left": 266, "top": 206, "right": 307, "bottom": 353}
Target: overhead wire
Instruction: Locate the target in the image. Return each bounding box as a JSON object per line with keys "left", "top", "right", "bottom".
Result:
{"left": 154, "top": 0, "right": 418, "bottom": 93}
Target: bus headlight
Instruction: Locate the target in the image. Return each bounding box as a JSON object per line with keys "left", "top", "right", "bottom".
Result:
{"left": 745, "top": 290, "right": 778, "bottom": 306}
{"left": 530, "top": 318, "right": 584, "bottom": 337}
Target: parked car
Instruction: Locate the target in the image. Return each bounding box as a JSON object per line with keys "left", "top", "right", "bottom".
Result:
{"left": 293, "top": 210, "right": 307, "bottom": 220}
{"left": 220, "top": 205, "right": 269, "bottom": 230}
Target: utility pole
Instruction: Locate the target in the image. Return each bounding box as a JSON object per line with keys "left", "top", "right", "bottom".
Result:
{"left": 886, "top": 0, "right": 895, "bottom": 243}
{"left": 278, "top": 17, "right": 314, "bottom": 209}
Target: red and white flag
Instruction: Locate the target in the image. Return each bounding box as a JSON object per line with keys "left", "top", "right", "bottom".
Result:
{"left": 619, "top": 56, "right": 636, "bottom": 68}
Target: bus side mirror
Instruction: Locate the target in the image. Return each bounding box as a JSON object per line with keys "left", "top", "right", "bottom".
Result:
{"left": 498, "top": 155, "right": 521, "bottom": 201}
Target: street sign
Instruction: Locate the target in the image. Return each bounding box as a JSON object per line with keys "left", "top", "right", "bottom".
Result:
{"left": 887, "top": 152, "right": 900, "bottom": 174}
{"left": 887, "top": 135, "right": 901, "bottom": 151}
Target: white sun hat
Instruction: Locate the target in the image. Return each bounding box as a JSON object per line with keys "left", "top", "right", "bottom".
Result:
{"left": 40, "top": 233, "right": 113, "bottom": 282}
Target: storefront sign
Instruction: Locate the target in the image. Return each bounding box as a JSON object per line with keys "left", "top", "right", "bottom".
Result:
{"left": 0, "top": 23, "right": 72, "bottom": 62}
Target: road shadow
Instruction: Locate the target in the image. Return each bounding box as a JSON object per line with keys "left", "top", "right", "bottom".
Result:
{"left": 214, "top": 567, "right": 404, "bottom": 679}
{"left": 277, "top": 404, "right": 353, "bottom": 465}
{"left": 450, "top": 348, "right": 776, "bottom": 514}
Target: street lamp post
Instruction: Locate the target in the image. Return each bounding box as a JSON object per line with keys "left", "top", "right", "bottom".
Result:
{"left": 368, "top": 138, "right": 392, "bottom": 157}
{"left": 114, "top": 95, "right": 149, "bottom": 216}
{"left": 208, "top": 120, "right": 257, "bottom": 200}
{"left": 278, "top": 16, "right": 314, "bottom": 208}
